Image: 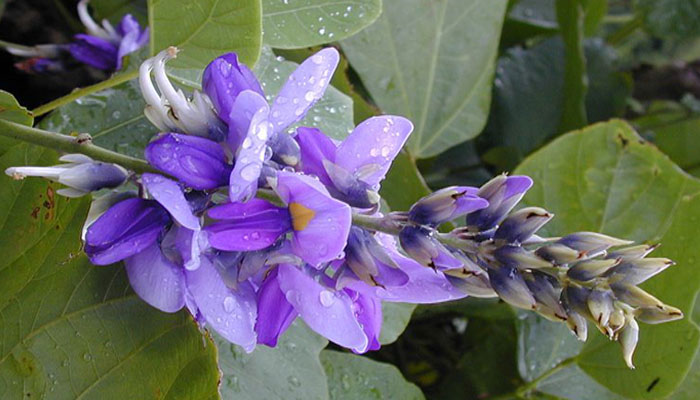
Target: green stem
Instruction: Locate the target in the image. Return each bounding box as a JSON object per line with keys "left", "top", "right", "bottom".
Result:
{"left": 32, "top": 69, "right": 139, "bottom": 117}
{"left": 514, "top": 356, "right": 578, "bottom": 397}
{"left": 607, "top": 16, "right": 643, "bottom": 45}
{"left": 0, "top": 119, "right": 157, "bottom": 174}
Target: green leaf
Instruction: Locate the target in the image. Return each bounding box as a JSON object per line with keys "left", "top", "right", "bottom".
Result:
{"left": 634, "top": 102, "right": 700, "bottom": 177}
{"left": 254, "top": 47, "right": 354, "bottom": 140}
{"left": 637, "top": 0, "right": 700, "bottom": 40}
{"left": 555, "top": 0, "right": 588, "bottom": 132}
{"left": 91, "top": 0, "right": 148, "bottom": 25}
{"left": 218, "top": 321, "right": 329, "bottom": 400}
{"left": 481, "top": 38, "right": 630, "bottom": 166}
{"left": 380, "top": 152, "right": 430, "bottom": 211}
{"left": 0, "top": 90, "right": 33, "bottom": 127}
{"left": 514, "top": 120, "right": 700, "bottom": 398}
{"left": 379, "top": 303, "right": 416, "bottom": 345}
{"left": 321, "top": 350, "right": 424, "bottom": 400}
{"left": 38, "top": 80, "right": 157, "bottom": 159}
{"left": 262, "top": 0, "right": 381, "bottom": 49}
{"left": 148, "top": 0, "right": 262, "bottom": 69}
{"left": 0, "top": 144, "right": 219, "bottom": 399}
{"left": 341, "top": 0, "right": 508, "bottom": 158}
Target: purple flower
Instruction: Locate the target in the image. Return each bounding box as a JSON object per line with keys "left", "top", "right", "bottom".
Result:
{"left": 206, "top": 171, "right": 352, "bottom": 266}
{"left": 145, "top": 133, "right": 231, "bottom": 190}
{"left": 69, "top": 0, "right": 148, "bottom": 70}
{"left": 257, "top": 263, "right": 381, "bottom": 353}
{"left": 202, "top": 48, "right": 340, "bottom": 202}
{"left": 5, "top": 154, "right": 127, "bottom": 197}
{"left": 295, "top": 116, "right": 413, "bottom": 208}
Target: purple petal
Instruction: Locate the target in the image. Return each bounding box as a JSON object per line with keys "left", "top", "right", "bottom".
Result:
{"left": 229, "top": 96, "right": 270, "bottom": 202}
{"left": 269, "top": 48, "right": 340, "bottom": 133}
{"left": 85, "top": 198, "right": 169, "bottom": 265}
{"left": 256, "top": 268, "right": 298, "bottom": 346}
{"left": 142, "top": 173, "right": 199, "bottom": 230}
{"left": 335, "top": 116, "right": 413, "bottom": 186}
{"left": 203, "top": 53, "right": 264, "bottom": 125}
{"left": 371, "top": 234, "right": 467, "bottom": 303}
{"left": 173, "top": 226, "right": 206, "bottom": 271}
{"left": 185, "top": 257, "right": 257, "bottom": 352}
{"left": 227, "top": 90, "right": 269, "bottom": 155}
{"left": 125, "top": 242, "right": 186, "bottom": 313}
{"left": 145, "top": 133, "right": 231, "bottom": 190}
{"left": 346, "top": 288, "right": 382, "bottom": 353}
{"left": 505, "top": 175, "right": 534, "bottom": 198}
{"left": 69, "top": 34, "right": 118, "bottom": 70}
{"left": 277, "top": 264, "right": 367, "bottom": 351}
{"left": 274, "top": 171, "right": 351, "bottom": 266}
{"left": 295, "top": 126, "right": 336, "bottom": 186}
{"left": 115, "top": 15, "right": 147, "bottom": 69}
{"left": 206, "top": 199, "right": 291, "bottom": 251}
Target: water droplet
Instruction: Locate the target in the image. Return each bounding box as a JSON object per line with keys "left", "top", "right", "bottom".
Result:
{"left": 223, "top": 296, "right": 236, "bottom": 313}
{"left": 318, "top": 27, "right": 326, "bottom": 35}
{"left": 380, "top": 146, "right": 391, "bottom": 157}
{"left": 311, "top": 54, "right": 324, "bottom": 64}
{"left": 240, "top": 163, "right": 261, "bottom": 181}
{"left": 82, "top": 353, "right": 92, "bottom": 362}
{"left": 304, "top": 91, "right": 315, "bottom": 102}
{"left": 319, "top": 290, "right": 335, "bottom": 307}
{"left": 242, "top": 137, "right": 252, "bottom": 149}
{"left": 287, "top": 375, "right": 301, "bottom": 387}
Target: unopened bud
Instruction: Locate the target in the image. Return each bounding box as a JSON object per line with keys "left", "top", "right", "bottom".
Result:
{"left": 466, "top": 174, "right": 533, "bottom": 230}
{"left": 619, "top": 316, "right": 639, "bottom": 369}
{"left": 567, "top": 258, "right": 620, "bottom": 282}
{"left": 558, "top": 232, "right": 633, "bottom": 257}
{"left": 494, "top": 207, "right": 552, "bottom": 243}
{"left": 409, "top": 186, "right": 488, "bottom": 226}
{"left": 487, "top": 264, "right": 537, "bottom": 310}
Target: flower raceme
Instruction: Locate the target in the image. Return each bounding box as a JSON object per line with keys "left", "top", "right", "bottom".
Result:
{"left": 4, "top": 47, "right": 682, "bottom": 367}
{"left": 3, "top": 0, "right": 148, "bottom": 72}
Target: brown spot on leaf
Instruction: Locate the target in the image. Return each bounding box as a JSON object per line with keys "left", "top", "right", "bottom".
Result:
{"left": 44, "top": 186, "right": 55, "bottom": 220}
{"left": 30, "top": 207, "right": 40, "bottom": 219}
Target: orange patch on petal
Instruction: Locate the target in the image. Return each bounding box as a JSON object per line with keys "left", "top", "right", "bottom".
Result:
{"left": 289, "top": 202, "right": 315, "bottom": 231}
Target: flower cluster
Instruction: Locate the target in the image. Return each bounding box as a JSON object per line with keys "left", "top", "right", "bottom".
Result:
{"left": 4, "top": 0, "right": 148, "bottom": 73}
{"left": 5, "top": 46, "right": 682, "bottom": 366}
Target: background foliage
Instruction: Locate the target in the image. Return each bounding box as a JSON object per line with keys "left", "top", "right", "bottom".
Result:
{"left": 1, "top": 0, "right": 700, "bottom": 398}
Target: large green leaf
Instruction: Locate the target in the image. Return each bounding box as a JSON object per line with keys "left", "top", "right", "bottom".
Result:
{"left": 379, "top": 303, "right": 416, "bottom": 345}
{"left": 514, "top": 120, "right": 700, "bottom": 398}
{"left": 341, "top": 0, "right": 508, "bottom": 158}
{"left": 637, "top": 0, "right": 700, "bottom": 40}
{"left": 148, "top": 0, "right": 262, "bottom": 69}
{"left": 321, "top": 350, "right": 424, "bottom": 399}
{"left": 634, "top": 102, "right": 700, "bottom": 177}
{"left": 481, "top": 38, "right": 630, "bottom": 168}
{"left": 0, "top": 144, "right": 220, "bottom": 399}
{"left": 38, "top": 80, "right": 157, "bottom": 159}
{"left": 218, "top": 321, "right": 329, "bottom": 400}
{"left": 262, "top": 0, "right": 381, "bottom": 49}
{"left": 254, "top": 47, "right": 354, "bottom": 140}
{"left": 0, "top": 90, "right": 33, "bottom": 127}
{"left": 91, "top": 0, "right": 148, "bottom": 25}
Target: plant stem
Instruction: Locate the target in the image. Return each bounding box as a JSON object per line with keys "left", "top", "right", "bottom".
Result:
{"left": 607, "top": 16, "right": 643, "bottom": 45}
{"left": 31, "top": 69, "right": 139, "bottom": 117}
{"left": 514, "top": 356, "right": 578, "bottom": 397}
{"left": 0, "top": 119, "right": 157, "bottom": 174}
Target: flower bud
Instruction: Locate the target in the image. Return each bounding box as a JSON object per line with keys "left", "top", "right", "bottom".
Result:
{"left": 494, "top": 207, "right": 552, "bottom": 243}
{"left": 566, "top": 311, "right": 588, "bottom": 341}
{"left": 619, "top": 316, "right": 639, "bottom": 369}
{"left": 398, "top": 226, "right": 462, "bottom": 270}
{"left": 605, "top": 258, "right": 674, "bottom": 286}
{"left": 5, "top": 154, "right": 128, "bottom": 197}
{"left": 323, "top": 159, "right": 381, "bottom": 209}
{"left": 607, "top": 244, "right": 659, "bottom": 261}
{"left": 345, "top": 227, "right": 408, "bottom": 287}
{"left": 487, "top": 264, "right": 537, "bottom": 310}
{"left": 567, "top": 258, "right": 620, "bottom": 282}
{"left": 562, "top": 284, "right": 594, "bottom": 320}
{"left": 145, "top": 133, "right": 231, "bottom": 190}
{"left": 494, "top": 245, "right": 554, "bottom": 269}
{"left": 269, "top": 132, "right": 301, "bottom": 167}
{"left": 523, "top": 271, "right": 567, "bottom": 321}
{"left": 535, "top": 243, "right": 582, "bottom": 265}
{"left": 557, "top": 232, "right": 633, "bottom": 257}
{"left": 610, "top": 284, "right": 664, "bottom": 308}
{"left": 466, "top": 174, "right": 533, "bottom": 230}
{"left": 409, "top": 186, "right": 487, "bottom": 226}
{"left": 587, "top": 288, "right": 615, "bottom": 336}
{"left": 635, "top": 305, "right": 683, "bottom": 324}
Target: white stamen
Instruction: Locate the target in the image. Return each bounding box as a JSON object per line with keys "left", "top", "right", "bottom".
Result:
{"left": 77, "top": 0, "right": 113, "bottom": 39}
